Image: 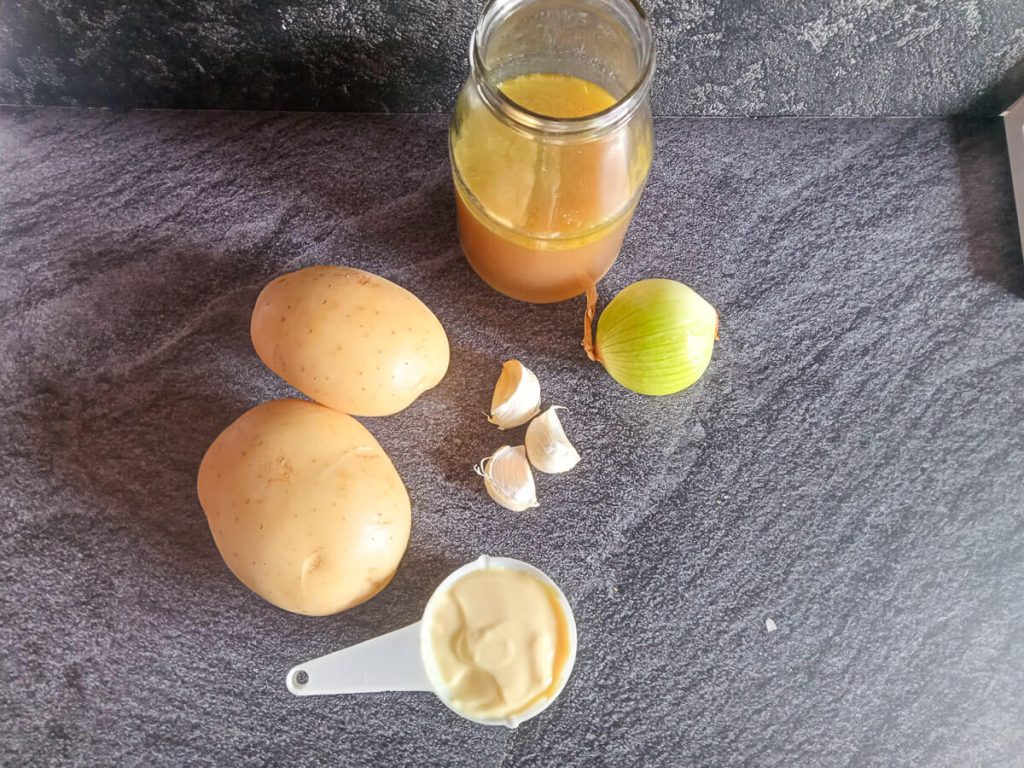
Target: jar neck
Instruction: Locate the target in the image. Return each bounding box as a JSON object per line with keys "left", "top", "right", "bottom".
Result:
{"left": 468, "top": 0, "right": 655, "bottom": 138}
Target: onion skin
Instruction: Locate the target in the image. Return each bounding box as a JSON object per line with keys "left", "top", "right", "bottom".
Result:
{"left": 594, "top": 279, "right": 718, "bottom": 396}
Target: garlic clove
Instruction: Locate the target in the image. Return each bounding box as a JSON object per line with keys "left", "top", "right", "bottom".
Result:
{"left": 488, "top": 360, "right": 541, "bottom": 430}
{"left": 525, "top": 406, "right": 581, "bottom": 474}
{"left": 474, "top": 445, "right": 539, "bottom": 511}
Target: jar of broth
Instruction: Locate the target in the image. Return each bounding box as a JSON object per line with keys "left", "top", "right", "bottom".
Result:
{"left": 450, "top": 0, "right": 655, "bottom": 304}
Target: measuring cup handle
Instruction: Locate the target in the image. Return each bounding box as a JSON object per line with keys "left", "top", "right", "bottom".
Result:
{"left": 285, "top": 621, "right": 432, "bottom": 696}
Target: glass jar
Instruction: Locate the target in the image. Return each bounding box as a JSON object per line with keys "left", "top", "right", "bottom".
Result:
{"left": 450, "top": 0, "right": 655, "bottom": 304}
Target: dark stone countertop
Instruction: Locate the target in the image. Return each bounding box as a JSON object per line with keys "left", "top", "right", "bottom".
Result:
{"left": 1, "top": 108, "right": 1023, "bottom": 767}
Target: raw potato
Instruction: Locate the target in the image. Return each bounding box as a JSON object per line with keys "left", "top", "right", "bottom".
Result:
{"left": 251, "top": 266, "right": 450, "bottom": 417}
{"left": 197, "top": 399, "right": 411, "bottom": 616}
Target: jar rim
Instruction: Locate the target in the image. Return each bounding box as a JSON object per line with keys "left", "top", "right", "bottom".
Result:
{"left": 469, "top": 0, "right": 655, "bottom": 136}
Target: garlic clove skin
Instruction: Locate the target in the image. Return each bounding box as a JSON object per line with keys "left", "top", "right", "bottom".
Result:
{"left": 474, "top": 445, "right": 539, "bottom": 511}
{"left": 525, "top": 407, "right": 581, "bottom": 474}
{"left": 488, "top": 360, "right": 541, "bottom": 430}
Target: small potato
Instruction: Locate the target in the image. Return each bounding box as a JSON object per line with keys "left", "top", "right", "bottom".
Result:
{"left": 251, "top": 266, "right": 450, "bottom": 417}
{"left": 197, "top": 399, "right": 411, "bottom": 616}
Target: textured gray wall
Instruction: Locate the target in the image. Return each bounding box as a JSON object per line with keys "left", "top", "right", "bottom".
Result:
{"left": 1, "top": 0, "right": 1024, "bottom": 115}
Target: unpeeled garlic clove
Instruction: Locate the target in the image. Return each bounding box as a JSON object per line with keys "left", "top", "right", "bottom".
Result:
{"left": 488, "top": 360, "right": 541, "bottom": 430}
{"left": 525, "top": 406, "right": 581, "bottom": 474}
{"left": 474, "top": 445, "right": 539, "bottom": 511}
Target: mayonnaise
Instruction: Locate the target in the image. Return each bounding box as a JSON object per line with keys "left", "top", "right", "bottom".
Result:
{"left": 423, "top": 567, "right": 572, "bottom": 721}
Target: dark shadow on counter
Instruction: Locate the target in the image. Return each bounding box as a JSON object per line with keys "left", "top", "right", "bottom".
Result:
{"left": 7, "top": 243, "right": 272, "bottom": 586}
{"left": 951, "top": 58, "right": 1024, "bottom": 299}
{"left": 7, "top": 234, "right": 468, "bottom": 641}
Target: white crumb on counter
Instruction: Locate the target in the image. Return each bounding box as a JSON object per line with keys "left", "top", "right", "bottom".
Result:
{"left": 765, "top": 618, "right": 777, "bottom": 633}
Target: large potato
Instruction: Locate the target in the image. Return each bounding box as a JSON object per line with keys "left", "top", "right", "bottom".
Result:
{"left": 197, "top": 399, "right": 411, "bottom": 616}
{"left": 251, "top": 266, "right": 450, "bottom": 417}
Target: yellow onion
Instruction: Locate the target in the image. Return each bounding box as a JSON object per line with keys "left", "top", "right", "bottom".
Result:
{"left": 590, "top": 279, "right": 718, "bottom": 395}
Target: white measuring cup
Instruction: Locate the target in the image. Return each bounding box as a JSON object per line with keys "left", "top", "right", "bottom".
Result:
{"left": 285, "top": 555, "right": 578, "bottom": 728}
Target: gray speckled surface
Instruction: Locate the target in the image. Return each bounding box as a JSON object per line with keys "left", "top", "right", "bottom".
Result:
{"left": 1, "top": 108, "right": 1024, "bottom": 767}
{"left": 2, "top": 0, "right": 1024, "bottom": 116}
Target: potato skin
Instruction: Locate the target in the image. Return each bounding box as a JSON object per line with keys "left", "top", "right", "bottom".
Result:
{"left": 251, "top": 266, "right": 450, "bottom": 417}
{"left": 197, "top": 399, "right": 411, "bottom": 616}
